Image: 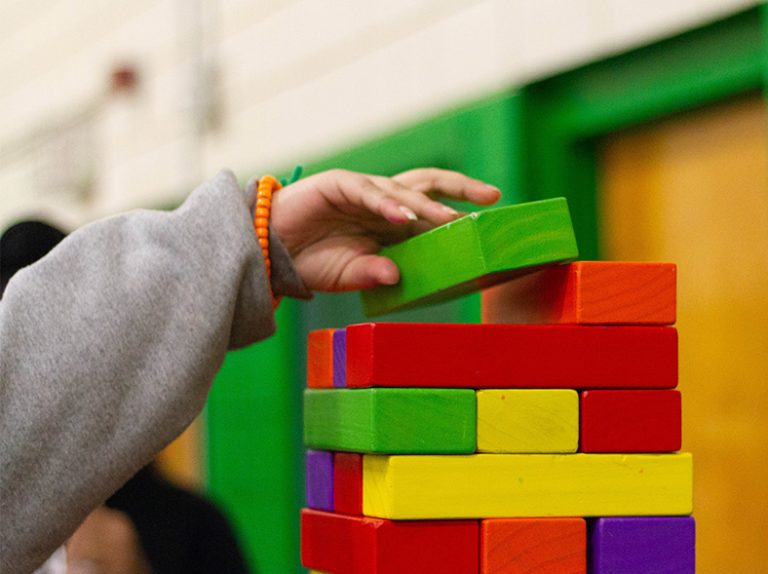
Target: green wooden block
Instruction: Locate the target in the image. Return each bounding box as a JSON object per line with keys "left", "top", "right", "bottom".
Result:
{"left": 361, "top": 198, "right": 578, "bottom": 316}
{"left": 303, "top": 388, "right": 476, "bottom": 454}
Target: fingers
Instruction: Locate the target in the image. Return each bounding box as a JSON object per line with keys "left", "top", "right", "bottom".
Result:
{"left": 349, "top": 168, "right": 501, "bottom": 227}
{"left": 338, "top": 254, "right": 400, "bottom": 291}
{"left": 393, "top": 168, "right": 501, "bottom": 205}
{"left": 289, "top": 234, "right": 403, "bottom": 292}
{"left": 370, "top": 175, "right": 461, "bottom": 226}
{"left": 321, "top": 171, "right": 415, "bottom": 225}
{"left": 323, "top": 169, "right": 499, "bottom": 228}
{"left": 281, "top": 168, "right": 502, "bottom": 293}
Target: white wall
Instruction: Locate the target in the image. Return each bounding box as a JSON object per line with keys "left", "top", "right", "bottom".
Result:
{"left": 0, "top": 0, "right": 757, "bottom": 230}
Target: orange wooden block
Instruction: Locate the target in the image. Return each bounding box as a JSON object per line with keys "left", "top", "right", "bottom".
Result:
{"left": 481, "top": 518, "right": 586, "bottom": 574}
{"left": 307, "top": 329, "right": 335, "bottom": 388}
{"left": 482, "top": 261, "right": 676, "bottom": 325}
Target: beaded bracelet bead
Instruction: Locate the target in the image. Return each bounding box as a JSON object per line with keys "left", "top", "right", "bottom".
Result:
{"left": 254, "top": 175, "right": 282, "bottom": 286}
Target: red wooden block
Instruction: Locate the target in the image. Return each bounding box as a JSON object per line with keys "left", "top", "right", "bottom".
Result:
{"left": 482, "top": 261, "right": 676, "bottom": 326}
{"left": 301, "top": 509, "right": 479, "bottom": 573}
{"left": 580, "top": 390, "right": 682, "bottom": 452}
{"left": 333, "top": 452, "right": 362, "bottom": 515}
{"left": 481, "top": 518, "right": 586, "bottom": 574}
{"left": 346, "top": 323, "right": 677, "bottom": 389}
{"left": 307, "top": 329, "right": 335, "bottom": 388}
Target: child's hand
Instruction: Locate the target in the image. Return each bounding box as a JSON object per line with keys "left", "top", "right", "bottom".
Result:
{"left": 271, "top": 168, "right": 501, "bottom": 292}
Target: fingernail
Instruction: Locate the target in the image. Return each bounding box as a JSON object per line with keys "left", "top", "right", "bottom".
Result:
{"left": 399, "top": 206, "right": 418, "bottom": 221}
{"left": 441, "top": 204, "right": 459, "bottom": 216}
{"left": 484, "top": 184, "right": 501, "bottom": 194}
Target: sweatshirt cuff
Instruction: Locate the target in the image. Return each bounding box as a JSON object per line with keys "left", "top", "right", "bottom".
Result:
{"left": 269, "top": 229, "right": 312, "bottom": 300}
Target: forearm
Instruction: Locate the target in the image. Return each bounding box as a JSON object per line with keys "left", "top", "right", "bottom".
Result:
{"left": 0, "top": 169, "right": 307, "bottom": 573}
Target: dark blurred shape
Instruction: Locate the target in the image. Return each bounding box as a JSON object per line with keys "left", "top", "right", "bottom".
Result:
{"left": 0, "top": 220, "right": 66, "bottom": 296}
{"left": 107, "top": 465, "right": 250, "bottom": 574}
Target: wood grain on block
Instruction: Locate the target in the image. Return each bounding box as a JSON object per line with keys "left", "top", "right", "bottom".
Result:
{"left": 307, "top": 329, "right": 335, "bottom": 388}
{"left": 482, "top": 261, "right": 676, "bottom": 325}
{"left": 301, "top": 508, "right": 479, "bottom": 574}
{"left": 361, "top": 199, "right": 577, "bottom": 316}
{"left": 477, "top": 390, "right": 578, "bottom": 453}
{"left": 305, "top": 449, "right": 333, "bottom": 511}
{"left": 346, "top": 323, "right": 677, "bottom": 389}
{"left": 481, "top": 518, "right": 586, "bottom": 574}
{"left": 362, "top": 453, "right": 693, "bottom": 519}
{"left": 589, "top": 516, "right": 695, "bottom": 574}
{"left": 334, "top": 452, "right": 363, "bottom": 515}
{"left": 333, "top": 329, "right": 346, "bottom": 387}
{"left": 580, "top": 390, "right": 682, "bottom": 453}
{"left": 304, "top": 388, "right": 476, "bottom": 454}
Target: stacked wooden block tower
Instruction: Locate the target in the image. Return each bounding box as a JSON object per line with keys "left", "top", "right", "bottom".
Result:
{"left": 300, "top": 199, "right": 695, "bottom": 573}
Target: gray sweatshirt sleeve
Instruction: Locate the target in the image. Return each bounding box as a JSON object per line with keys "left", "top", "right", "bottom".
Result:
{"left": 0, "top": 169, "right": 310, "bottom": 573}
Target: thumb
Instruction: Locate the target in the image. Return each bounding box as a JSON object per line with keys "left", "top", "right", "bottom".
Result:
{"left": 338, "top": 255, "right": 400, "bottom": 291}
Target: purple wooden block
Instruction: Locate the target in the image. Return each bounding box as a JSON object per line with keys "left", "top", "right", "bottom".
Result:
{"left": 305, "top": 449, "right": 333, "bottom": 511}
{"left": 333, "top": 329, "right": 346, "bottom": 388}
{"left": 589, "top": 516, "right": 695, "bottom": 574}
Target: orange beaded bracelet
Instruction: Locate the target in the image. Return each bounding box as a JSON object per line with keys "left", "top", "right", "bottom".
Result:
{"left": 254, "top": 175, "right": 282, "bottom": 285}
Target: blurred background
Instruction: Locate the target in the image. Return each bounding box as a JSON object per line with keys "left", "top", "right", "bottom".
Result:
{"left": 1, "top": 1, "right": 765, "bottom": 572}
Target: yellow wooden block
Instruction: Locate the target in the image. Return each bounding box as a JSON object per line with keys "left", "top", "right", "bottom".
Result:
{"left": 363, "top": 453, "right": 692, "bottom": 519}
{"left": 477, "top": 389, "right": 578, "bottom": 453}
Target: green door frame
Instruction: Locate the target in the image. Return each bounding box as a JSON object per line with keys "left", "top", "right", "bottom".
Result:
{"left": 519, "top": 5, "right": 768, "bottom": 256}
{"left": 205, "top": 6, "right": 767, "bottom": 572}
